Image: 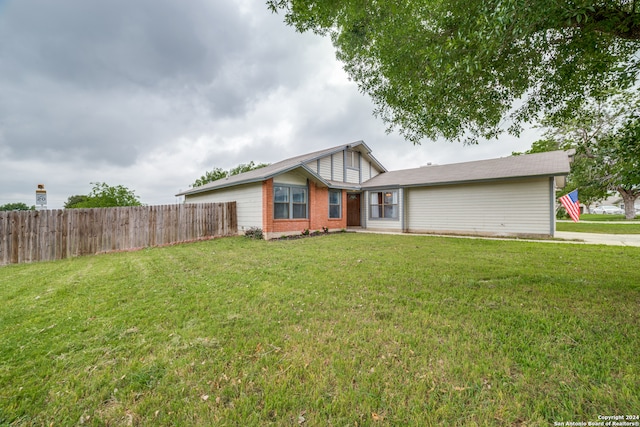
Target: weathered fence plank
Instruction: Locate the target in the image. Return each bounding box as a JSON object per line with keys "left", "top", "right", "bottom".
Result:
{"left": 0, "top": 203, "right": 237, "bottom": 265}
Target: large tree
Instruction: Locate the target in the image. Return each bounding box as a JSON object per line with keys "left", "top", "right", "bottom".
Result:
{"left": 63, "top": 195, "right": 89, "bottom": 209}
{"left": 191, "top": 161, "right": 269, "bottom": 187}
{"left": 191, "top": 168, "right": 227, "bottom": 188}
{"left": 65, "top": 183, "right": 142, "bottom": 209}
{"left": 536, "top": 91, "right": 639, "bottom": 219}
{"left": 598, "top": 116, "right": 640, "bottom": 218}
{"left": 268, "top": 0, "right": 640, "bottom": 143}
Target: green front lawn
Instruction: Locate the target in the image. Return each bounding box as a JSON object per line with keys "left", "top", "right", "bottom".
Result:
{"left": 579, "top": 214, "right": 632, "bottom": 221}
{"left": 1, "top": 234, "right": 639, "bottom": 425}
{"left": 557, "top": 221, "right": 640, "bottom": 234}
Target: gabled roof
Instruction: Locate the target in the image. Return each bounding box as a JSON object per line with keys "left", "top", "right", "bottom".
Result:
{"left": 361, "top": 150, "right": 574, "bottom": 189}
{"left": 177, "top": 140, "right": 383, "bottom": 196}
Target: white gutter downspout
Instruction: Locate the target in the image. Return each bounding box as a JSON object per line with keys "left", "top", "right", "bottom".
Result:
{"left": 550, "top": 177, "right": 555, "bottom": 237}
{"left": 401, "top": 187, "right": 406, "bottom": 232}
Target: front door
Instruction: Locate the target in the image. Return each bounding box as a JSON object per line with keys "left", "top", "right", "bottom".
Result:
{"left": 347, "top": 193, "right": 361, "bottom": 226}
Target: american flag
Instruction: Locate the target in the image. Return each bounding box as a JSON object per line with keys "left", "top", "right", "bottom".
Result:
{"left": 559, "top": 189, "right": 580, "bottom": 222}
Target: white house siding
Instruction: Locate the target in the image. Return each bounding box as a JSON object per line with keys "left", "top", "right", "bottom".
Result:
{"left": 274, "top": 171, "right": 308, "bottom": 186}
{"left": 304, "top": 160, "right": 319, "bottom": 174}
{"left": 362, "top": 189, "right": 404, "bottom": 231}
{"left": 405, "top": 178, "right": 552, "bottom": 236}
{"left": 346, "top": 168, "right": 360, "bottom": 184}
{"left": 184, "top": 183, "right": 263, "bottom": 234}
{"left": 305, "top": 153, "right": 381, "bottom": 184}
{"left": 333, "top": 153, "right": 344, "bottom": 182}
{"left": 361, "top": 160, "right": 381, "bottom": 182}
{"left": 361, "top": 161, "right": 370, "bottom": 182}
{"left": 319, "top": 156, "right": 332, "bottom": 181}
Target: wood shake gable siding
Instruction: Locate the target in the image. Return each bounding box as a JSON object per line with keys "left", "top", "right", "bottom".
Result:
{"left": 405, "top": 177, "right": 552, "bottom": 236}
{"left": 185, "top": 183, "right": 262, "bottom": 234}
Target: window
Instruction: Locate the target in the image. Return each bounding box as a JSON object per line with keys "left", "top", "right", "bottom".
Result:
{"left": 274, "top": 185, "right": 307, "bottom": 219}
{"left": 370, "top": 190, "right": 398, "bottom": 219}
{"left": 346, "top": 150, "right": 359, "bottom": 170}
{"left": 329, "top": 190, "right": 341, "bottom": 219}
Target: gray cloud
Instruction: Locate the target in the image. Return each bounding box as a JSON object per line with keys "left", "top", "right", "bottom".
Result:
{"left": 0, "top": 0, "right": 297, "bottom": 166}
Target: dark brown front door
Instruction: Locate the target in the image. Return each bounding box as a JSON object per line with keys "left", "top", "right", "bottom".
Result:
{"left": 347, "top": 193, "right": 361, "bottom": 226}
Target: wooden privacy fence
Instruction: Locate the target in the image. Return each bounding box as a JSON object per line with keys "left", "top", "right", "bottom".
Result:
{"left": 0, "top": 202, "right": 237, "bottom": 265}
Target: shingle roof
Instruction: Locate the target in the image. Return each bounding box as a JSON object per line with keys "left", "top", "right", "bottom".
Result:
{"left": 177, "top": 140, "right": 381, "bottom": 196}
{"left": 177, "top": 143, "right": 573, "bottom": 197}
{"left": 361, "top": 150, "right": 573, "bottom": 189}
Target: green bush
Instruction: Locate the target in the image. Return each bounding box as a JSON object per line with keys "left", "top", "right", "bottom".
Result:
{"left": 556, "top": 207, "right": 569, "bottom": 219}
{"left": 244, "top": 227, "right": 264, "bottom": 240}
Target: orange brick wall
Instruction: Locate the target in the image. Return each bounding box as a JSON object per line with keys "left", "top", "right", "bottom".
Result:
{"left": 262, "top": 179, "right": 273, "bottom": 233}
{"left": 262, "top": 178, "right": 347, "bottom": 237}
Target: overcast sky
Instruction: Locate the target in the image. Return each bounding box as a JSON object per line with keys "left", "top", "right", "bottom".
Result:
{"left": 0, "top": 0, "right": 538, "bottom": 209}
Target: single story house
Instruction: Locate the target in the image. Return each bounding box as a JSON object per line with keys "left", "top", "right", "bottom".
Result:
{"left": 177, "top": 141, "right": 573, "bottom": 239}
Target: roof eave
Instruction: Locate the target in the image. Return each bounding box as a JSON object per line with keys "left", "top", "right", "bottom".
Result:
{"left": 348, "top": 140, "right": 387, "bottom": 173}
{"left": 177, "top": 164, "right": 330, "bottom": 197}
{"left": 328, "top": 183, "right": 363, "bottom": 191}
{"left": 297, "top": 164, "right": 331, "bottom": 187}
{"left": 362, "top": 172, "right": 570, "bottom": 191}
{"left": 176, "top": 176, "right": 265, "bottom": 196}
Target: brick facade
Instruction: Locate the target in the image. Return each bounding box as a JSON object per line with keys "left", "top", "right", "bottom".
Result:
{"left": 262, "top": 178, "right": 348, "bottom": 238}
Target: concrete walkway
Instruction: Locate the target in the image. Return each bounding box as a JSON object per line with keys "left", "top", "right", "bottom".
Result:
{"left": 553, "top": 231, "right": 640, "bottom": 247}
{"left": 555, "top": 219, "right": 640, "bottom": 246}
{"left": 353, "top": 229, "right": 640, "bottom": 247}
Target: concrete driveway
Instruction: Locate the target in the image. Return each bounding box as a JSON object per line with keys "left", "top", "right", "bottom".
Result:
{"left": 554, "top": 231, "right": 640, "bottom": 247}
{"left": 357, "top": 229, "right": 640, "bottom": 247}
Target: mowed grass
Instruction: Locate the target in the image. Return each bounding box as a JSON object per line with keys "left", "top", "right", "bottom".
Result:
{"left": 1, "top": 234, "right": 639, "bottom": 426}
{"left": 579, "top": 214, "right": 631, "bottom": 221}
{"left": 557, "top": 221, "right": 640, "bottom": 233}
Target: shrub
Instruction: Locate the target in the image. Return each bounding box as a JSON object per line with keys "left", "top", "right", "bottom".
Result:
{"left": 244, "top": 227, "right": 264, "bottom": 240}
{"left": 556, "top": 207, "right": 569, "bottom": 220}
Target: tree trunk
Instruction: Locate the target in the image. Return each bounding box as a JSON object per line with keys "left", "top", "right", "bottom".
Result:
{"left": 618, "top": 187, "right": 639, "bottom": 220}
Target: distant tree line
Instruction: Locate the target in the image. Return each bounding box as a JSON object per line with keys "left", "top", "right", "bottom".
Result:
{"left": 191, "top": 161, "right": 269, "bottom": 187}
{"left": 2, "top": 183, "right": 142, "bottom": 211}
{"left": 0, "top": 202, "right": 35, "bottom": 211}
{"left": 5, "top": 163, "right": 268, "bottom": 211}
{"left": 64, "top": 182, "right": 142, "bottom": 209}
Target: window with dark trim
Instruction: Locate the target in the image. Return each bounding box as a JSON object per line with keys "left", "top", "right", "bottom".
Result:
{"left": 329, "top": 190, "right": 341, "bottom": 219}
{"left": 370, "top": 190, "right": 398, "bottom": 219}
{"left": 274, "top": 185, "right": 307, "bottom": 219}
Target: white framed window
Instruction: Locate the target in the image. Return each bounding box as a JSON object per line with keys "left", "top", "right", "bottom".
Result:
{"left": 274, "top": 185, "right": 307, "bottom": 219}
{"left": 370, "top": 190, "right": 398, "bottom": 219}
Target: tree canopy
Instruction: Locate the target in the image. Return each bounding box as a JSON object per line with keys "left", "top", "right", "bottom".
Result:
{"left": 191, "top": 161, "right": 269, "bottom": 188}
{"left": 65, "top": 183, "right": 142, "bottom": 209}
{"left": 532, "top": 90, "right": 640, "bottom": 218}
{"left": 268, "top": 0, "right": 640, "bottom": 143}
{"left": 63, "top": 195, "right": 90, "bottom": 209}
